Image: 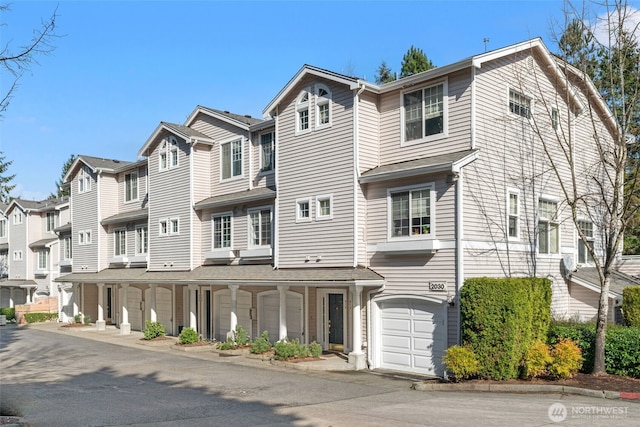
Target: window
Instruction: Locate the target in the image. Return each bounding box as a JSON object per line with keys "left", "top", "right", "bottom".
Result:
{"left": 538, "top": 199, "right": 559, "bottom": 254}
{"left": 296, "top": 90, "right": 310, "bottom": 133}
{"left": 114, "top": 229, "right": 126, "bottom": 256}
{"left": 37, "top": 250, "right": 48, "bottom": 270}
{"left": 507, "top": 190, "right": 519, "bottom": 239}
{"left": 63, "top": 236, "right": 72, "bottom": 259}
{"left": 46, "top": 212, "right": 56, "bottom": 232}
{"left": 160, "top": 218, "right": 179, "bottom": 236}
{"left": 159, "top": 220, "right": 168, "bottom": 236}
{"left": 403, "top": 82, "right": 445, "bottom": 142}
{"left": 0, "top": 219, "right": 5, "bottom": 237}
{"left": 509, "top": 89, "right": 531, "bottom": 118}
{"left": 212, "top": 214, "right": 232, "bottom": 249}
{"left": 78, "top": 166, "right": 92, "bottom": 193}
{"left": 159, "top": 141, "right": 168, "bottom": 170}
{"left": 159, "top": 137, "right": 179, "bottom": 170}
{"left": 135, "top": 226, "right": 148, "bottom": 255}
{"left": 296, "top": 198, "right": 311, "bottom": 222}
{"left": 316, "top": 195, "right": 333, "bottom": 220}
{"left": 13, "top": 212, "right": 23, "bottom": 224}
{"left": 171, "top": 218, "right": 179, "bottom": 234}
{"left": 249, "top": 208, "right": 271, "bottom": 247}
{"left": 221, "top": 139, "right": 242, "bottom": 179}
{"left": 13, "top": 250, "right": 23, "bottom": 261}
{"left": 551, "top": 107, "right": 559, "bottom": 129}
{"left": 578, "top": 220, "right": 595, "bottom": 264}
{"left": 260, "top": 132, "right": 275, "bottom": 172}
{"left": 79, "top": 230, "right": 92, "bottom": 245}
{"left": 390, "top": 185, "right": 433, "bottom": 238}
{"left": 315, "top": 84, "right": 332, "bottom": 128}
{"left": 125, "top": 172, "right": 138, "bottom": 202}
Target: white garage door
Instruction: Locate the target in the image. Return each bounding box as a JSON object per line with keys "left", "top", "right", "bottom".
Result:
{"left": 258, "top": 291, "right": 302, "bottom": 342}
{"left": 378, "top": 298, "right": 445, "bottom": 376}
{"left": 214, "top": 289, "right": 252, "bottom": 341}
{"left": 145, "top": 287, "right": 173, "bottom": 335}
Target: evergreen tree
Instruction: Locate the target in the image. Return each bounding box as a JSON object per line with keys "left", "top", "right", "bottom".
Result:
{"left": 374, "top": 60, "right": 396, "bottom": 84}
{"left": 400, "top": 45, "right": 435, "bottom": 78}
{"left": 50, "top": 154, "right": 77, "bottom": 198}
{"left": 0, "top": 151, "right": 16, "bottom": 203}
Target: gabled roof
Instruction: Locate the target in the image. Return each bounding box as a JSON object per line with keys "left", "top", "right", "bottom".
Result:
{"left": 64, "top": 155, "right": 133, "bottom": 183}
{"left": 6, "top": 196, "right": 69, "bottom": 215}
{"left": 29, "top": 237, "right": 58, "bottom": 249}
{"left": 185, "top": 105, "right": 266, "bottom": 131}
{"left": 137, "top": 121, "right": 215, "bottom": 158}
{"left": 569, "top": 267, "right": 640, "bottom": 297}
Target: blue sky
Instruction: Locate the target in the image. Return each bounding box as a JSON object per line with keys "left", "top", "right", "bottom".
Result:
{"left": 1, "top": 0, "right": 631, "bottom": 200}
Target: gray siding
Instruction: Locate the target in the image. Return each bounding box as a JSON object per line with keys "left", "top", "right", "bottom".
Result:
{"left": 71, "top": 168, "right": 100, "bottom": 272}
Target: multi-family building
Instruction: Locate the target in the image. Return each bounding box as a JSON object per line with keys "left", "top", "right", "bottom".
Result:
{"left": 1, "top": 37, "right": 633, "bottom": 377}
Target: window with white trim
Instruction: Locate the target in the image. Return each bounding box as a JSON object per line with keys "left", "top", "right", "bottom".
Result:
{"left": 159, "top": 220, "right": 168, "bottom": 236}
{"left": 249, "top": 208, "right": 271, "bottom": 247}
{"left": 538, "top": 199, "right": 559, "bottom": 254}
{"left": 37, "top": 250, "right": 48, "bottom": 270}
{"left": 63, "top": 236, "right": 72, "bottom": 259}
{"left": 509, "top": 89, "right": 531, "bottom": 118}
{"left": 296, "top": 198, "right": 311, "bottom": 222}
{"left": 403, "top": 82, "right": 445, "bottom": 142}
{"left": 13, "top": 211, "right": 23, "bottom": 224}
{"left": 316, "top": 195, "right": 333, "bottom": 220}
{"left": 135, "top": 225, "right": 148, "bottom": 255}
{"left": 159, "top": 136, "right": 179, "bottom": 171}
{"left": 125, "top": 172, "right": 138, "bottom": 202}
{"left": 79, "top": 230, "right": 92, "bottom": 245}
{"left": 221, "top": 139, "right": 242, "bottom": 179}
{"left": 13, "top": 250, "right": 23, "bottom": 261}
{"left": 78, "top": 166, "right": 92, "bottom": 193}
{"left": 315, "top": 84, "right": 331, "bottom": 128}
{"left": 296, "top": 90, "right": 310, "bottom": 133}
{"left": 170, "top": 218, "right": 179, "bottom": 234}
{"left": 577, "top": 220, "right": 595, "bottom": 264}
{"left": 212, "top": 213, "right": 232, "bottom": 249}
{"left": 0, "top": 219, "right": 5, "bottom": 237}
{"left": 114, "top": 229, "right": 126, "bottom": 256}
{"left": 389, "top": 184, "right": 434, "bottom": 238}
{"left": 46, "top": 212, "right": 56, "bottom": 232}
{"left": 260, "top": 132, "right": 275, "bottom": 172}
{"left": 507, "top": 190, "right": 519, "bottom": 239}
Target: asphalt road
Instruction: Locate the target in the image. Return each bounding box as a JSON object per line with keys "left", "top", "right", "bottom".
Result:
{"left": 1, "top": 323, "right": 638, "bottom": 426}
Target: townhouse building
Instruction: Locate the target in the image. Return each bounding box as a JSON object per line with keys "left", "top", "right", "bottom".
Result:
{"left": 48, "top": 38, "right": 633, "bottom": 377}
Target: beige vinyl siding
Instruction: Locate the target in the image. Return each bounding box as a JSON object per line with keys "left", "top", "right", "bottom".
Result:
{"left": 378, "top": 69, "right": 472, "bottom": 165}
{"left": 117, "top": 166, "right": 148, "bottom": 212}
{"left": 191, "top": 146, "right": 211, "bottom": 267}
{"left": 71, "top": 168, "right": 100, "bottom": 272}
{"left": 358, "top": 91, "right": 380, "bottom": 172}
{"left": 99, "top": 175, "right": 119, "bottom": 270}
{"left": 148, "top": 133, "right": 192, "bottom": 270}
{"left": 277, "top": 77, "right": 355, "bottom": 267}
{"left": 252, "top": 127, "right": 276, "bottom": 190}
{"left": 569, "top": 283, "right": 615, "bottom": 322}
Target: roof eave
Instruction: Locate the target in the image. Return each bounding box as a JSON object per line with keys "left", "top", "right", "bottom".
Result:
{"left": 184, "top": 106, "right": 252, "bottom": 131}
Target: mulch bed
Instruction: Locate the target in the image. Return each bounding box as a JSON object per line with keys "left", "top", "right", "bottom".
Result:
{"left": 61, "top": 323, "right": 92, "bottom": 328}
{"left": 139, "top": 336, "right": 173, "bottom": 342}
{"left": 460, "top": 373, "right": 640, "bottom": 393}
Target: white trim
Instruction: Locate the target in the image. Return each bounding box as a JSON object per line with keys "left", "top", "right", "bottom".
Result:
{"left": 400, "top": 78, "right": 448, "bottom": 146}
{"left": 295, "top": 197, "right": 311, "bottom": 223}
{"left": 314, "top": 83, "right": 332, "bottom": 130}
{"left": 247, "top": 206, "right": 272, "bottom": 249}
{"left": 113, "top": 227, "right": 127, "bottom": 257}
{"left": 506, "top": 187, "right": 520, "bottom": 241}
{"left": 219, "top": 136, "right": 244, "bottom": 182}
{"left": 258, "top": 130, "right": 275, "bottom": 174}
{"left": 315, "top": 194, "right": 333, "bottom": 221}
{"left": 211, "top": 211, "right": 233, "bottom": 250}
{"left": 386, "top": 182, "right": 436, "bottom": 240}
{"left": 124, "top": 170, "right": 139, "bottom": 204}
{"left": 295, "top": 88, "right": 311, "bottom": 135}
{"left": 135, "top": 225, "right": 148, "bottom": 256}
{"left": 507, "top": 87, "right": 533, "bottom": 119}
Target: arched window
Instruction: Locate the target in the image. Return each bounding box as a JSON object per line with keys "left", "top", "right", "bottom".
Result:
{"left": 315, "top": 84, "right": 332, "bottom": 128}
{"left": 296, "top": 90, "right": 310, "bottom": 133}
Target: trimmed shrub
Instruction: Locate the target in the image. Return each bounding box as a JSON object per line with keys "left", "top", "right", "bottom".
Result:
{"left": 622, "top": 287, "right": 640, "bottom": 327}
{"left": 548, "top": 321, "right": 595, "bottom": 372}
{"left": 24, "top": 312, "right": 58, "bottom": 323}
{"left": 250, "top": 331, "right": 272, "bottom": 354}
{"left": 442, "top": 345, "right": 481, "bottom": 381}
{"left": 461, "top": 277, "right": 551, "bottom": 380}
{"left": 0, "top": 307, "right": 16, "bottom": 322}
{"left": 549, "top": 338, "right": 583, "bottom": 379}
{"left": 273, "top": 339, "right": 319, "bottom": 360}
{"left": 309, "top": 341, "right": 322, "bottom": 358}
{"left": 218, "top": 325, "right": 250, "bottom": 350}
{"left": 522, "top": 340, "right": 552, "bottom": 379}
{"left": 178, "top": 327, "right": 199, "bottom": 344}
{"left": 143, "top": 321, "right": 166, "bottom": 340}
{"left": 604, "top": 326, "right": 640, "bottom": 378}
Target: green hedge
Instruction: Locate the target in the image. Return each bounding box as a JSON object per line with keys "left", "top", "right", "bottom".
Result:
{"left": 548, "top": 322, "right": 640, "bottom": 378}
{"left": 24, "top": 312, "right": 58, "bottom": 323}
{"left": 0, "top": 307, "right": 16, "bottom": 322}
{"left": 461, "top": 277, "right": 551, "bottom": 380}
{"left": 622, "top": 287, "right": 640, "bottom": 327}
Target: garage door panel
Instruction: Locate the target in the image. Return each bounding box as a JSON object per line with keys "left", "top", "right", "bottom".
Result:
{"left": 381, "top": 334, "right": 411, "bottom": 350}
{"left": 381, "top": 318, "right": 411, "bottom": 333}
{"left": 382, "top": 351, "right": 412, "bottom": 367}
{"left": 414, "top": 319, "right": 436, "bottom": 334}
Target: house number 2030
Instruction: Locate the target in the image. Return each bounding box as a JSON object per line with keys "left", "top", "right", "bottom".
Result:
{"left": 428, "top": 282, "right": 446, "bottom": 291}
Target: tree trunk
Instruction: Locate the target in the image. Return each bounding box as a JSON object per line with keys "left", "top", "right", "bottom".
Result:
{"left": 593, "top": 275, "right": 610, "bottom": 375}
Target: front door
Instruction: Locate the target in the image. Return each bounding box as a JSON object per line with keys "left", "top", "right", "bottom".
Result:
{"left": 328, "top": 293, "right": 344, "bottom": 351}
{"left": 105, "top": 286, "right": 115, "bottom": 324}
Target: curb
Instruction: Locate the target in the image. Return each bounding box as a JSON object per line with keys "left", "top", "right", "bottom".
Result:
{"left": 410, "top": 381, "right": 640, "bottom": 400}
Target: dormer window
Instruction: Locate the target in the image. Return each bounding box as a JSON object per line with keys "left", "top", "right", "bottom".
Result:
{"left": 315, "top": 84, "right": 332, "bottom": 128}
{"left": 296, "top": 90, "right": 310, "bottom": 133}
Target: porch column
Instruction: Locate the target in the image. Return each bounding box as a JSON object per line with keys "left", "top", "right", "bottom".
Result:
{"left": 149, "top": 284, "right": 157, "bottom": 323}
{"left": 72, "top": 284, "right": 79, "bottom": 317}
{"left": 120, "top": 284, "right": 131, "bottom": 335}
{"left": 25, "top": 287, "right": 33, "bottom": 304}
{"left": 228, "top": 284, "right": 239, "bottom": 339}
{"left": 348, "top": 285, "right": 366, "bottom": 370}
{"left": 278, "top": 285, "right": 289, "bottom": 341}
{"left": 96, "top": 283, "right": 106, "bottom": 331}
{"left": 9, "top": 287, "right": 14, "bottom": 308}
{"left": 188, "top": 284, "right": 198, "bottom": 332}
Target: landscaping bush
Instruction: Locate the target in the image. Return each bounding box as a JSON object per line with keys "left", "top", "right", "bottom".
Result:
{"left": 24, "top": 312, "right": 58, "bottom": 323}
{"left": 522, "top": 340, "right": 552, "bottom": 379}
{"left": 622, "top": 287, "right": 640, "bottom": 327}
{"left": 309, "top": 341, "right": 322, "bottom": 358}
{"left": 178, "top": 327, "right": 199, "bottom": 344}
{"left": 0, "top": 307, "right": 16, "bottom": 322}
{"left": 83, "top": 315, "right": 91, "bottom": 324}
{"left": 250, "top": 331, "right": 272, "bottom": 354}
{"left": 217, "top": 325, "right": 250, "bottom": 350}
{"left": 143, "top": 321, "right": 166, "bottom": 340}
{"left": 273, "top": 339, "right": 320, "bottom": 360}
{"left": 548, "top": 321, "right": 595, "bottom": 372}
{"left": 548, "top": 338, "right": 583, "bottom": 379}
{"left": 442, "top": 345, "right": 480, "bottom": 381}
{"left": 461, "top": 277, "right": 551, "bottom": 380}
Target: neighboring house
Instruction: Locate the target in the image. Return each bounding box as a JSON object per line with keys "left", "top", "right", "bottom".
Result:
{"left": 52, "top": 38, "right": 624, "bottom": 377}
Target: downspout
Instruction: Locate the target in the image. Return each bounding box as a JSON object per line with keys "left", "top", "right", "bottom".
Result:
{"left": 25, "top": 208, "right": 30, "bottom": 280}
{"left": 96, "top": 172, "right": 101, "bottom": 272}
{"left": 189, "top": 143, "right": 194, "bottom": 270}
{"left": 248, "top": 133, "right": 253, "bottom": 191}
{"left": 353, "top": 83, "right": 366, "bottom": 267}
{"left": 455, "top": 169, "right": 464, "bottom": 345}
{"left": 470, "top": 66, "right": 477, "bottom": 150}
{"left": 273, "top": 107, "right": 280, "bottom": 269}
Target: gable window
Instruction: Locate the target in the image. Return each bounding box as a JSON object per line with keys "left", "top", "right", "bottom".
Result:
{"left": 37, "top": 250, "right": 48, "bottom": 270}
{"left": 296, "top": 198, "right": 311, "bottom": 222}
{"left": 0, "top": 219, "right": 5, "bottom": 237}
{"left": 135, "top": 226, "right": 148, "bottom": 255}
{"left": 260, "top": 132, "right": 275, "bottom": 172}
{"left": 316, "top": 195, "right": 333, "bottom": 220}
{"left": 159, "top": 137, "right": 179, "bottom": 171}
{"left": 249, "top": 208, "right": 271, "bottom": 247}
{"left": 507, "top": 190, "right": 519, "bottom": 239}
{"left": 315, "top": 84, "right": 332, "bottom": 128}
{"left": 125, "top": 172, "right": 138, "bottom": 202}
{"left": 114, "top": 229, "right": 126, "bottom": 256}
{"left": 577, "top": 220, "right": 595, "bottom": 264}
{"left": 221, "top": 139, "right": 242, "bottom": 179}
{"left": 79, "top": 230, "right": 92, "bottom": 245}
{"left": 212, "top": 213, "right": 232, "bottom": 249}
{"left": 13, "top": 212, "right": 23, "bottom": 224}
{"left": 538, "top": 199, "right": 559, "bottom": 254}
{"left": 296, "top": 90, "right": 310, "bottom": 133}
{"left": 46, "top": 212, "right": 56, "bottom": 232}
{"left": 509, "top": 89, "right": 531, "bottom": 118}
{"left": 79, "top": 166, "right": 92, "bottom": 193}
{"left": 390, "top": 184, "right": 434, "bottom": 238}
{"left": 13, "top": 250, "right": 23, "bottom": 261}
{"left": 403, "top": 82, "right": 445, "bottom": 143}
{"left": 63, "top": 236, "right": 72, "bottom": 259}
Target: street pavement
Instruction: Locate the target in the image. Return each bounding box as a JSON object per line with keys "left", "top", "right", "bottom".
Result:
{"left": 1, "top": 322, "right": 639, "bottom": 426}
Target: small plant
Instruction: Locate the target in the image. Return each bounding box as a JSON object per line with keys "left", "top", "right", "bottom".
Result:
{"left": 549, "top": 338, "right": 583, "bottom": 379}
{"left": 250, "top": 331, "right": 272, "bottom": 354}
{"left": 217, "top": 325, "right": 250, "bottom": 350}
{"left": 0, "top": 307, "right": 16, "bottom": 322}
{"left": 217, "top": 337, "right": 237, "bottom": 350}
{"left": 442, "top": 345, "right": 481, "bottom": 381}
{"left": 73, "top": 314, "right": 82, "bottom": 324}
{"left": 178, "top": 327, "right": 199, "bottom": 344}
{"left": 83, "top": 315, "right": 91, "bottom": 324}
{"left": 522, "top": 340, "right": 552, "bottom": 378}
{"left": 274, "top": 339, "right": 311, "bottom": 360}
{"left": 143, "top": 321, "right": 166, "bottom": 340}
{"left": 309, "top": 341, "right": 322, "bottom": 358}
